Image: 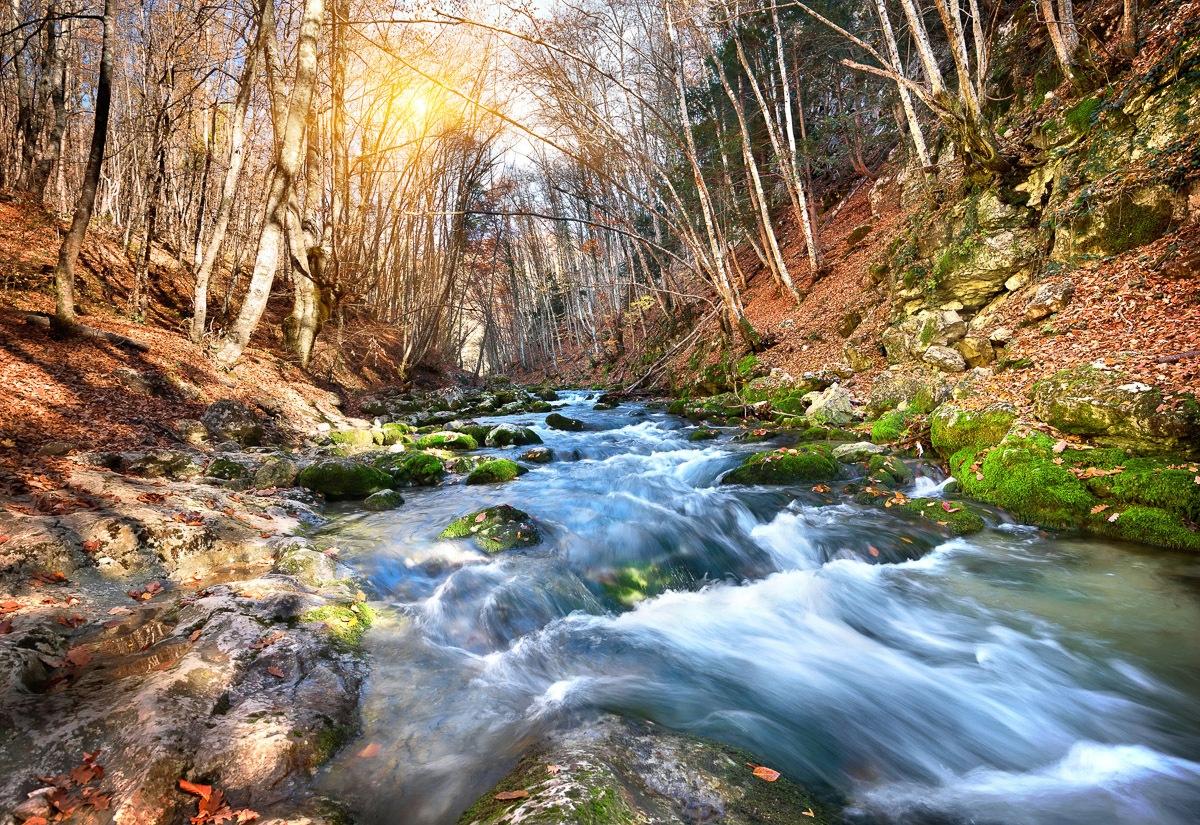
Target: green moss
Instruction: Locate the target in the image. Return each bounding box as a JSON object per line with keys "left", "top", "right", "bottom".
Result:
{"left": 1084, "top": 458, "right": 1200, "bottom": 523}
{"left": 457, "top": 424, "right": 493, "bottom": 444}
{"left": 416, "top": 431, "right": 478, "bottom": 451}
{"left": 206, "top": 457, "right": 246, "bottom": 480}
{"left": 330, "top": 429, "right": 375, "bottom": 450}
{"left": 486, "top": 425, "right": 542, "bottom": 448}
{"left": 364, "top": 489, "right": 405, "bottom": 511}
{"left": 298, "top": 458, "right": 392, "bottom": 499}
{"left": 440, "top": 504, "right": 541, "bottom": 553}
{"left": 302, "top": 602, "right": 374, "bottom": 646}
{"left": 736, "top": 353, "right": 760, "bottom": 377}
{"left": 930, "top": 404, "right": 1016, "bottom": 459}
{"left": 689, "top": 427, "right": 720, "bottom": 441}
{"left": 1089, "top": 506, "right": 1200, "bottom": 552}
{"left": 867, "top": 454, "right": 914, "bottom": 485}
{"left": 597, "top": 562, "right": 674, "bottom": 607}
{"left": 666, "top": 399, "right": 687, "bottom": 416}
{"left": 1065, "top": 97, "right": 1102, "bottom": 134}
{"left": 870, "top": 408, "right": 919, "bottom": 444}
{"left": 376, "top": 452, "right": 445, "bottom": 487}
{"left": 897, "top": 498, "right": 986, "bottom": 535}
{"left": 722, "top": 448, "right": 838, "bottom": 486}
{"left": 546, "top": 412, "right": 584, "bottom": 431}
{"left": 466, "top": 458, "right": 526, "bottom": 485}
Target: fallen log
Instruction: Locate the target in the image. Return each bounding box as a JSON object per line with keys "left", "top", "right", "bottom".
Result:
{"left": 9, "top": 310, "right": 151, "bottom": 352}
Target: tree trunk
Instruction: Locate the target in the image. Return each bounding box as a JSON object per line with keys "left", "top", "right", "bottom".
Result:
{"left": 1120, "top": 0, "right": 1138, "bottom": 57}
{"left": 53, "top": 0, "right": 115, "bottom": 329}
{"left": 214, "top": 0, "right": 325, "bottom": 368}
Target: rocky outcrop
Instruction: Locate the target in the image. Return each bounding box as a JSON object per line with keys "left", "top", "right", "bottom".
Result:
{"left": 545, "top": 413, "right": 584, "bottom": 431}
{"left": 457, "top": 716, "right": 832, "bottom": 825}
{"left": 201, "top": 400, "right": 265, "bottom": 447}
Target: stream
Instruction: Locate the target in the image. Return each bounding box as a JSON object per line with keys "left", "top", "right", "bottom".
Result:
{"left": 316, "top": 393, "right": 1200, "bottom": 824}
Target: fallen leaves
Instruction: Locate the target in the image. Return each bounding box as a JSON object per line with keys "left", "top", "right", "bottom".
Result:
{"left": 941, "top": 501, "right": 962, "bottom": 514}
{"left": 1, "top": 599, "right": 22, "bottom": 613}
{"left": 1091, "top": 504, "right": 1109, "bottom": 514}
{"left": 493, "top": 790, "right": 530, "bottom": 801}
{"left": 178, "top": 779, "right": 258, "bottom": 825}
{"left": 81, "top": 539, "right": 100, "bottom": 553}
{"left": 127, "top": 580, "right": 164, "bottom": 601}
{"left": 28, "top": 751, "right": 112, "bottom": 819}
{"left": 31, "top": 571, "right": 68, "bottom": 586}
{"left": 1067, "top": 466, "right": 1124, "bottom": 479}
{"left": 250, "top": 631, "right": 285, "bottom": 651}
{"left": 267, "top": 666, "right": 286, "bottom": 679}
{"left": 357, "top": 743, "right": 381, "bottom": 758}
{"left": 546, "top": 765, "right": 562, "bottom": 776}
{"left": 750, "top": 765, "right": 781, "bottom": 782}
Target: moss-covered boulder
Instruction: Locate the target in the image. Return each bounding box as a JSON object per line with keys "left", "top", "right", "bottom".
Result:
{"left": 440, "top": 504, "right": 541, "bottom": 553}
{"left": 596, "top": 562, "right": 675, "bottom": 608}
{"left": 895, "top": 498, "right": 986, "bottom": 535}
{"left": 867, "top": 454, "right": 914, "bottom": 487}
{"left": 466, "top": 458, "right": 527, "bottom": 485}
{"left": 722, "top": 447, "right": 838, "bottom": 486}
{"left": 455, "top": 424, "right": 494, "bottom": 444}
{"left": 949, "top": 432, "right": 1200, "bottom": 551}
{"left": 416, "top": 431, "right": 479, "bottom": 451}
{"left": 804, "top": 385, "right": 854, "bottom": 426}
{"left": 870, "top": 408, "right": 920, "bottom": 444}
{"left": 930, "top": 403, "right": 1017, "bottom": 459}
{"left": 456, "top": 715, "right": 834, "bottom": 825}
{"left": 546, "top": 413, "right": 584, "bottom": 431}
{"left": 206, "top": 456, "right": 248, "bottom": 480}
{"left": 1029, "top": 366, "right": 1198, "bottom": 454}
{"left": 377, "top": 452, "right": 446, "bottom": 487}
{"left": 832, "top": 441, "right": 885, "bottom": 463}
{"left": 301, "top": 602, "right": 374, "bottom": 646}
{"left": 126, "top": 450, "right": 204, "bottom": 480}
{"left": 330, "top": 428, "right": 375, "bottom": 451}
{"left": 252, "top": 457, "right": 299, "bottom": 488}
{"left": 486, "top": 424, "right": 543, "bottom": 448}
{"left": 364, "top": 489, "right": 405, "bottom": 511}
{"left": 298, "top": 458, "right": 392, "bottom": 499}
{"left": 378, "top": 422, "right": 414, "bottom": 446}
{"left": 689, "top": 427, "right": 720, "bottom": 442}
{"left": 865, "top": 370, "right": 948, "bottom": 416}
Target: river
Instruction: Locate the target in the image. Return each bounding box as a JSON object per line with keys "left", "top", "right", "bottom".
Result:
{"left": 316, "top": 392, "right": 1200, "bottom": 824}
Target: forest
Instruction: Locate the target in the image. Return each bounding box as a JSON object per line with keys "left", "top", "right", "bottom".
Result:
{"left": 1, "top": 0, "right": 1199, "bottom": 823}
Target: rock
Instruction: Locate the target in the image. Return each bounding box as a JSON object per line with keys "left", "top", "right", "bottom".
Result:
{"left": 36, "top": 440, "right": 76, "bottom": 457}
{"left": 457, "top": 715, "right": 833, "bottom": 825}
{"left": 376, "top": 452, "right": 445, "bottom": 487}
{"left": 1023, "top": 281, "right": 1075, "bottom": 323}
{"left": 955, "top": 335, "right": 995, "bottom": 367}
{"left": 364, "top": 489, "right": 405, "bottom": 511}
{"left": 329, "top": 428, "right": 375, "bottom": 451}
{"left": 545, "top": 412, "right": 584, "bottom": 431}
{"left": 201, "top": 400, "right": 264, "bottom": 446}
{"left": 896, "top": 498, "right": 986, "bottom": 535}
{"left": 869, "top": 408, "right": 918, "bottom": 444}
{"left": 930, "top": 403, "right": 1017, "bottom": 459}
{"left": 934, "top": 228, "right": 1041, "bottom": 309}
{"left": 804, "top": 384, "right": 854, "bottom": 426}
{"left": 922, "top": 345, "right": 968, "bottom": 373}
{"left": 868, "top": 453, "right": 914, "bottom": 486}
{"left": 206, "top": 456, "right": 249, "bottom": 480}
{"left": 466, "top": 458, "right": 527, "bottom": 485}
{"left": 1056, "top": 186, "right": 1175, "bottom": 258}
{"left": 440, "top": 504, "right": 541, "bottom": 553}
{"left": 722, "top": 447, "right": 838, "bottom": 485}
{"left": 175, "top": 419, "right": 208, "bottom": 444}
{"left": 882, "top": 309, "right": 966, "bottom": 363}
{"left": 253, "top": 457, "right": 299, "bottom": 489}
{"left": 843, "top": 342, "right": 874, "bottom": 372}
{"left": 297, "top": 458, "right": 392, "bottom": 499}
{"left": 485, "top": 424, "right": 542, "bottom": 448}
{"left": 1029, "top": 366, "right": 1199, "bottom": 454}
{"left": 520, "top": 447, "right": 553, "bottom": 463}
{"left": 837, "top": 309, "right": 863, "bottom": 337}
{"left": 214, "top": 440, "right": 242, "bottom": 453}
{"left": 415, "top": 431, "right": 478, "bottom": 451}
{"left": 865, "top": 370, "right": 950, "bottom": 415}
{"left": 113, "top": 367, "right": 170, "bottom": 397}
{"left": 126, "top": 450, "right": 203, "bottom": 479}
{"left": 688, "top": 427, "right": 720, "bottom": 441}
{"left": 274, "top": 545, "right": 342, "bottom": 586}
{"left": 832, "top": 441, "right": 886, "bottom": 462}
{"left": 989, "top": 327, "right": 1014, "bottom": 345}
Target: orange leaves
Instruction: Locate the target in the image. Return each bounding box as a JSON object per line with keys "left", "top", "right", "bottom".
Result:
{"left": 31, "top": 571, "right": 68, "bottom": 586}
{"left": 546, "top": 765, "right": 563, "bottom": 776}
{"left": 57, "top": 614, "right": 86, "bottom": 630}
{"left": 81, "top": 539, "right": 100, "bottom": 553}
{"left": 267, "top": 666, "right": 286, "bottom": 679}
{"left": 357, "top": 743, "right": 381, "bottom": 758}
{"left": 127, "top": 580, "right": 164, "bottom": 601}
{"left": 178, "top": 779, "right": 258, "bottom": 825}
{"left": 811, "top": 483, "right": 831, "bottom": 493}
{"left": 31, "top": 751, "right": 111, "bottom": 819}
{"left": 250, "top": 631, "right": 285, "bottom": 651}
{"left": 492, "top": 786, "right": 530, "bottom": 801}
{"left": 1091, "top": 504, "right": 1109, "bottom": 515}
{"left": 1, "top": 599, "right": 22, "bottom": 613}
{"left": 1067, "top": 466, "right": 1123, "bottom": 479}
{"left": 748, "top": 764, "right": 780, "bottom": 782}
{"left": 136, "top": 492, "right": 168, "bottom": 504}
{"left": 867, "top": 545, "right": 880, "bottom": 557}
{"left": 940, "top": 501, "right": 962, "bottom": 514}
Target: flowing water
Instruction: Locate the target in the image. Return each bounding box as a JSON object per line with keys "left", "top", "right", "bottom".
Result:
{"left": 317, "top": 393, "right": 1200, "bottom": 824}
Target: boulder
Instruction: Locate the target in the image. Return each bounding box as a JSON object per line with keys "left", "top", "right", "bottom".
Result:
{"left": 989, "top": 327, "right": 1014, "bottom": 345}
{"left": 175, "top": 419, "right": 208, "bottom": 445}
{"left": 113, "top": 367, "right": 171, "bottom": 397}
{"left": 415, "top": 431, "right": 478, "bottom": 451}
{"left": 520, "top": 447, "right": 554, "bottom": 463}
{"left": 804, "top": 384, "right": 854, "bottom": 426}
{"left": 922, "top": 345, "right": 968, "bottom": 373}
{"left": 125, "top": 450, "right": 203, "bottom": 480}
{"left": 721, "top": 447, "right": 839, "bottom": 485}
{"left": 930, "top": 403, "right": 1017, "bottom": 459}
{"left": 882, "top": 309, "right": 966, "bottom": 363}
{"left": 688, "top": 427, "right": 720, "bottom": 441}
{"left": 297, "top": 458, "right": 392, "bottom": 499}
{"left": 364, "top": 489, "right": 405, "bottom": 511}
{"left": 837, "top": 308, "right": 863, "bottom": 337}
{"left": 843, "top": 342, "right": 874, "bottom": 372}
{"left": 545, "top": 412, "right": 584, "bottom": 431}
{"left": 1023, "top": 281, "right": 1075, "bottom": 323}
{"left": 376, "top": 452, "right": 445, "bottom": 487}
{"left": 439, "top": 504, "right": 540, "bottom": 553}
{"left": 252, "top": 458, "right": 299, "bottom": 489}
{"left": 457, "top": 715, "right": 833, "bottom": 825}
{"left": 832, "top": 441, "right": 886, "bottom": 462}
{"left": 485, "top": 424, "right": 542, "bottom": 448}
{"left": 865, "top": 370, "right": 949, "bottom": 415}
{"left": 933, "top": 228, "right": 1042, "bottom": 309}
{"left": 201, "top": 400, "right": 264, "bottom": 446}
{"left": 1029, "top": 366, "right": 1199, "bottom": 454}
{"left": 1056, "top": 187, "right": 1175, "bottom": 258}
{"left": 955, "top": 335, "right": 996, "bottom": 367}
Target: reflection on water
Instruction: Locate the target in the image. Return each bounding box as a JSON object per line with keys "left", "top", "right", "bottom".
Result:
{"left": 317, "top": 393, "right": 1200, "bottom": 824}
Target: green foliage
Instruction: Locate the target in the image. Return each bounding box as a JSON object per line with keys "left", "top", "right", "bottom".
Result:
{"left": 302, "top": 602, "right": 374, "bottom": 646}
{"left": 870, "top": 408, "right": 919, "bottom": 444}
{"left": 689, "top": 427, "right": 720, "bottom": 441}
{"left": 930, "top": 405, "right": 1016, "bottom": 458}
{"left": 298, "top": 459, "right": 392, "bottom": 499}
{"left": 1064, "top": 97, "right": 1102, "bottom": 134}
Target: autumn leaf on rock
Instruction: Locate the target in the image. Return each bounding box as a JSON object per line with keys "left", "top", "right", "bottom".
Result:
{"left": 546, "top": 765, "right": 562, "bottom": 775}
{"left": 81, "top": 539, "right": 100, "bottom": 553}
{"left": 1052, "top": 440, "right": 1068, "bottom": 454}
{"left": 250, "top": 631, "right": 285, "bottom": 650}
{"left": 357, "top": 743, "right": 381, "bottom": 758}
{"left": 493, "top": 790, "right": 530, "bottom": 801}
{"left": 1091, "top": 504, "right": 1109, "bottom": 514}
{"left": 267, "top": 666, "right": 286, "bottom": 679}
{"left": 179, "top": 780, "right": 212, "bottom": 801}
{"left": 751, "top": 765, "right": 781, "bottom": 782}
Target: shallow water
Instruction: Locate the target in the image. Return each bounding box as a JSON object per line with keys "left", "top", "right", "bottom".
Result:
{"left": 317, "top": 392, "right": 1200, "bottom": 824}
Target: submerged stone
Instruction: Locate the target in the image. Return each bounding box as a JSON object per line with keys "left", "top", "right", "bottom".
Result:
{"left": 364, "top": 489, "right": 405, "bottom": 511}
{"left": 546, "top": 412, "right": 584, "bottom": 431}
{"left": 520, "top": 447, "right": 554, "bottom": 463}
{"left": 486, "top": 424, "right": 542, "bottom": 448}
{"left": 377, "top": 452, "right": 446, "bottom": 487}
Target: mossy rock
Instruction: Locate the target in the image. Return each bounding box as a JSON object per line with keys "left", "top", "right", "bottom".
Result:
{"left": 466, "top": 458, "right": 527, "bottom": 485}
{"left": 546, "top": 413, "right": 584, "bottom": 431}
{"left": 364, "top": 489, "right": 405, "bottom": 511}
{"left": 416, "top": 431, "right": 479, "bottom": 451}
{"left": 530, "top": 401, "right": 554, "bottom": 413}
{"left": 443, "top": 454, "right": 489, "bottom": 475}
{"left": 666, "top": 399, "right": 687, "bottom": 416}
{"left": 207, "top": 457, "right": 247, "bottom": 480}
{"left": 298, "top": 458, "right": 392, "bottom": 499}
{"left": 252, "top": 457, "right": 299, "bottom": 488}
{"left": 486, "top": 424, "right": 543, "bottom": 448}
{"left": 330, "top": 429, "right": 376, "bottom": 450}
{"left": 593, "top": 402, "right": 618, "bottom": 411}
{"left": 457, "top": 424, "right": 494, "bottom": 444}
{"left": 274, "top": 546, "right": 342, "bottom": 587}
{"left": 950, "top": 433, "right": 1200, "bottom": 551}
{"left": 722, "top": 447, "right": 838, "bottom": 486}
{"left": 376, "top": 452, "right": 445, "bottom": 487}
{"left": 596, "top": 562, "right": 675, "bottom": 608}
{"left": 1070, "top": 188, "right": 1173, "bottom": 257}
{"left": 867, "top": 454, "right": 915, "bottom": 486}
{"left": 930, "top": 403, "right": 1016, "bottom": 459}
{"left": 689, "top": 427, "right": 720, "bottom": 442}
{"left": 870, "top": 408, "right": 919, "bottom": 444}
{"left": 896, "top": 498, "right": 986, "bottom": 535}
{"left": 733, "top": 427, "right": 776, "bottom": 443}
{"left": 301, "top": 602, "right": 374, "bottom": 646}
{"left": 440, "top": 504, "right": 541, "bottom": 553}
